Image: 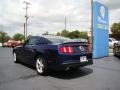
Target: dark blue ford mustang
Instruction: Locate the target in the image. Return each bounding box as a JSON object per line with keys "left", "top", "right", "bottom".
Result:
{"left": 13, "top": 35, "right": 93, "bottom": 75}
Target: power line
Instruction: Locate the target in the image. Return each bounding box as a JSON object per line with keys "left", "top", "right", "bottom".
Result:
{"left": 23, "top": 1, "right": 30, "bottom": 38}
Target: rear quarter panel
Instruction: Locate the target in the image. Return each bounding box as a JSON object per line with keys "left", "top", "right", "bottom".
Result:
{"left": 36, "top": 44, "right": 59, "bottom": 63}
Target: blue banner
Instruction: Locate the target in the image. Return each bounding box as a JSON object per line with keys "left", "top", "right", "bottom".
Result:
{"left": 93, "top": 1, "right": 109, "bottom": 58}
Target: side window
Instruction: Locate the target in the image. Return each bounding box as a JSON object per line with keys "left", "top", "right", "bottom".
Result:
{"left": 26, "top": 38, "right": 37, "bottom": 45}
{"left": 37, "top": 37, "right": 49, "bottom": 44}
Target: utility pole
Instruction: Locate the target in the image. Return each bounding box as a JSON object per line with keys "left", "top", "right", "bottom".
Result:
{"left": 0, "top": 26, "right": 4, "bottom": 46}
{"left": 0, "top": 27, "right": 2, "bottom": 45}
{"left": 24, "top": 23, "right": 25, "bottom": 41}
{"left": 65, "top": 16, "right": 67, "bottom": 30}
{"left": 23, "top": 1, "right": 30, "bottom": 38}
{"left": 91, "top": 0, "right": 94, "bottom": 51}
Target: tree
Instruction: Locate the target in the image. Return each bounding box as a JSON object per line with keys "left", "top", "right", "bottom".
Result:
{"left": 68, "top": 30, "right": 80, "bottom": 39}
{"left": 42, "top": 31, "right": 49, "bottom": 35}
{"left": 56, "top": 32, "right": 61, "bottom": 36}
{"left": 67, "top": 30, "right": 88, "bottom": 39}
{"left": 13, "top": 33, "right": 25, "bottom": 41}
{"left": 111, "top": 22, "right": 120, "bottom": 40}
{"left": 61, "top": 30, "right": 69, "bottom": 37}
{"left": 0, "top": 31, "right": 11, "bottom": 43}
{"left": 56, "top": 29, "right": 88, "bottom": 39}
{"left": 79, "top": 32, "right": 88, "bottom": 39}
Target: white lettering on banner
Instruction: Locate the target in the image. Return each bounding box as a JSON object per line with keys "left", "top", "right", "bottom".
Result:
{"left": 97, "top": 24, "right": 108, "bottom": 30}
{"left": 97, "top": 16, "right": 107, "bottom": 24}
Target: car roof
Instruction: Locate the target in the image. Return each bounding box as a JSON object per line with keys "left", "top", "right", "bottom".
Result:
{"left": 30, "top": 35, "right": 64, "bottom": 39}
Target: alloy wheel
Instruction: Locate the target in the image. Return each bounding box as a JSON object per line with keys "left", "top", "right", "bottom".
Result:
{"left": 36, "top": 58, "right": 44, "bottom": 74}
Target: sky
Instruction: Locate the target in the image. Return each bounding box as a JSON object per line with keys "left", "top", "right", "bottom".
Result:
{"left": 0, "top": 0, "right": 120, "bottom": 37}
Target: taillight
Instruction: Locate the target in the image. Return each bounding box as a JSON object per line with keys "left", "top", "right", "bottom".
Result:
{"left": 59, "top": 46, "right": 74, "bottom": 54}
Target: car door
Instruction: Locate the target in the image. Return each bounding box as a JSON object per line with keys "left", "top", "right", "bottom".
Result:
{"left": 23, "top": 37, "right": 38, "bottom": 64}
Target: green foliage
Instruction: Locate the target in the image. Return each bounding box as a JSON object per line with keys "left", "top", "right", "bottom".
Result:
{"left": 111, "top": 22, "right": 120, "bottom": 40}
{"left": 61, "top": 29, "right": 69, "bottom": 37}
{"left": 68, "top": 30, "right": 80, "bottom": 39}
{"left": 68, "top": 30, "right": 88, "bottom": 39}
{"left": 42, "top": 31, "right": 49, "bottom": 35}
{"left": 56, "top": 30, "right": 88, "bottom": 39}
{"left": 13, "top": 33, "right": 25, "bottom": 41}
{"left": 56, "top": 32, "right": 61, "bottom": 36}
{"left": 4, "top": 35, "right": 11, "bottom": 42}
{"left": 0, "top": 31, "right": 11, "bottom": 43}
{"left": 79, "top": 32, "right": 88, "bottom": 39}
{"left": 57, "top": 30, "right": 88, "bottom": 39}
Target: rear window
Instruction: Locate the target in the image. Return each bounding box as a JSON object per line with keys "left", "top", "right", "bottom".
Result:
{"left": 73, "top": 38, "right": 88, "bottom": 42}
{"left": 43, "top": 36, "right": 74, "bottom": 43}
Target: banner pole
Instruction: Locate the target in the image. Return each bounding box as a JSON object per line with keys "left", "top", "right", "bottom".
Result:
{"left": 91, "top": 0, "right": 94, "bottom": 52}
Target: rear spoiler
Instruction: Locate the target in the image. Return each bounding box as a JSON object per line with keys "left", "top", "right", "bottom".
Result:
{"left": 59, "top": 42, "right": 89, "bottom": 45}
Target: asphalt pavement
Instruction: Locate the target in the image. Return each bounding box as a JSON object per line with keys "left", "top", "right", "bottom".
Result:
{"left": 0, "top": 48, "right": 120, "bottom": 90}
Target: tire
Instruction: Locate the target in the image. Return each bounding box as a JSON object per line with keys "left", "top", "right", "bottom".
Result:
{"left": 13, "top": 52, "right": 18, "bottom": 63}
{"left": 36, "top": 56, "right": 48, "bottom": 75}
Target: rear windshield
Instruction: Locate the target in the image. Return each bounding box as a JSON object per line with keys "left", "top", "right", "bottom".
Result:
{"left": 43, "top": 36, "right": 74, "bottom": 43}
{"left": 73, "top": 39, "right": 88, "bottom": 42}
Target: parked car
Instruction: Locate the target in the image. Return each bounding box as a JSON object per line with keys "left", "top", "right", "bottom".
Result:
{"left": 3, "top": 40, "right": 14, "bottom": 48}
{"left": 12, "top": 41, "right": 22, "bottom": 48}
{"left": 109, "top": 38, "right": 118, "bottom": 48}
{"left": 13, "top": 35, "right": 93, "bottom": 75}
{"left": 113, "top": 42, "right": 120, "bottom": 57}
{"left": 3, "top": 40, "right": 22, "bottom": 48}
{"left": 3, "top": 42, "right": 8, "bottom": 47}
{"left": 7, "top": 42, "right": 14, "bottom": 47}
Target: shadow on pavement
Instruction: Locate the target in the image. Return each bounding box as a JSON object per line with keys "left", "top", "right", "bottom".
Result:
{"left": 18, "top": 62, "right": 93, "bottom": 80}
{"left": 48, "top": 67, "right": 93, "bottom": 80}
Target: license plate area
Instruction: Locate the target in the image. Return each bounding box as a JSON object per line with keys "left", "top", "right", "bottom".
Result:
{"left": 80, "top": 56, "right": 88, "bottom": 62}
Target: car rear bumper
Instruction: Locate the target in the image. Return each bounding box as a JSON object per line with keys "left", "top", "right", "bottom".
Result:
{"left": 48, "top": 53, "right": 93, "bottom": 70}
{"left": 61, "top": 58, "right": 93, "bottom": 67}
{"left": 49, "top": 60, "right": 93, "bottom": 70}
{"left": 50, "top": 59, "right": 93, "bottom": 70}
{"left": 62, "top": 59, "right": 93, "bottom": 66}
